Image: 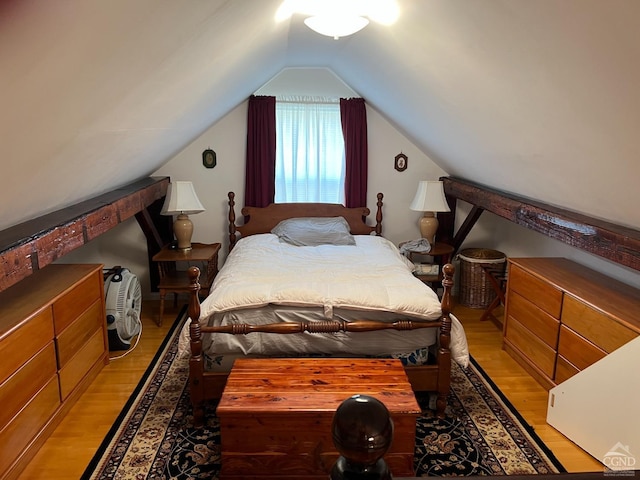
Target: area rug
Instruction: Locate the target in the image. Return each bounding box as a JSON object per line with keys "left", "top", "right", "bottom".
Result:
{"left": 82, "top": 307, "right": 565, "bottom": 479}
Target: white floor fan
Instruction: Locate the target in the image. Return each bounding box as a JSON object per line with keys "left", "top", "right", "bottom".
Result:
{"left": 104, "top": 266, "right": 142, "bottom": 357}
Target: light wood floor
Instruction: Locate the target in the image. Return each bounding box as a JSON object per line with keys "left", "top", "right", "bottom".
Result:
{"left": 16, "top": 300, "right": 603, "bottom": 479}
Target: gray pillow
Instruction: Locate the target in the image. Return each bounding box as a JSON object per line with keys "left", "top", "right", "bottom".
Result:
{"left": 271, "top": 217, "right": 356, "bottom": 246}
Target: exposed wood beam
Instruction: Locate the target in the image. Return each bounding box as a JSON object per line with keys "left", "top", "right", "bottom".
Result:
{"left": 450, "top": 206, "right": 485, "bottom": 256}
{"left": 442, "top": 177, "right": 640, "bottom": 272}
{"left": 135, "top": 204, "right": 169, "bottom": 253}
{"left": 0, "top": 177, "right": 169, "bottom": 293}
{"left": 135, "top": 197, "right": 174, "bottom": 292}
{"left": 435, "top": 197, "right": 456, "bottom": 246}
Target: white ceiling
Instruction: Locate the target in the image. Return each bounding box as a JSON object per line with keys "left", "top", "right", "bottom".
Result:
{"left": 1, "top": 0, "right": 639, "bottom": 231}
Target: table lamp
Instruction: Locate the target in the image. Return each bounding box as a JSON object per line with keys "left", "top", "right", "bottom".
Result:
{"left": 161, "top": 181, "right": 205, "bottom": 251}
{"left": 409, "top": 180, "right": 450, "bottom": 245}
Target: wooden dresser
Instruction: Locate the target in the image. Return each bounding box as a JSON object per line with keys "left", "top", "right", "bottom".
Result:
{"left": 0, "top": 264, "right": 108, "bottom": 480}
{"left": 503, "top": 257, "right": 640, "bottom": 390}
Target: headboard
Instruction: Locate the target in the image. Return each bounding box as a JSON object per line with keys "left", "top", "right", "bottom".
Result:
{"left": 227, "top": 192, "right": 384, "bottom": 250}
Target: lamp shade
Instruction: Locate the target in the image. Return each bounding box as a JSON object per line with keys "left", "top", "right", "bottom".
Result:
{"left": 409, "top": 181, "right": 450, "bottom": 213}
{"left": 160, "top": 181, "right": 205, "bottom": 251}
{"left": 161, "top": 181, "right": 205, "bottom": 215}
{"left": 409, "top": 181, "right": 450, "bottom": 244}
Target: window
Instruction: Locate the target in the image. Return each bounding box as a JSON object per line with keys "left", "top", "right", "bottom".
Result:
{"left": 275, "top": 96, "right": 345, "bottom": 203}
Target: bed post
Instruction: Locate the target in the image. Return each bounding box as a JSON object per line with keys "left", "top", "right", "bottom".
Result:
{"left": 375, "top": 192, "right": 383, "bottom": 236}
{"left": 228, "top": 191, "right": 237, "bottom": 251}
{"left": 436, "top": 263, "right": 454, "bottom": 418}
{"left": 187, "top": 266, "right": 206, "bottom": 427}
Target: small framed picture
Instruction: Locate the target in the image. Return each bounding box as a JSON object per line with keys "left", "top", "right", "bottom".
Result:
{"left": 202, "top": 148, "right": 217, "bottom": 169}
{"left": 394, "top": 152, "right": 407, "bottom": 172}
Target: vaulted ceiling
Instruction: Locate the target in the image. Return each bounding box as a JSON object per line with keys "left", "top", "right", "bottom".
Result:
{"left": 2, "top": 0, "right": 639, "bottom": 232}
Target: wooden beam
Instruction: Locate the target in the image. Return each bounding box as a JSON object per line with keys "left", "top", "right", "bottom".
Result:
{"left": 442, "top": 177, "right": 640, "bottom": 272}
{"left": 135, "top": 197, "right": 174, "bottom": 292}
{"left": 451, "top": 205, "right": 485, "bottom": 256}
{"left": 0, "top": 177, "right": 169, "bottom": 293}
{"left": 435, "top": 197, "right": 457, "bottom": 246}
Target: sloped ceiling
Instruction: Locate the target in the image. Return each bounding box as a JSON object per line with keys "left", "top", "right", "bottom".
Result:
{"left": 1, "top": 0, "right": 639, "bottom": 232}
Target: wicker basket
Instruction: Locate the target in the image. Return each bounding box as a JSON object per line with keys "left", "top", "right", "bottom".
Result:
{"left": 458, "top": 248, "right": 507, "bottom": 308}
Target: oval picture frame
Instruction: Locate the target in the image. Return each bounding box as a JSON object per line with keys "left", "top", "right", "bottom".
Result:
{"left": 202, "top": 149, "right": 217, "bottom": 169}
{"left": 394, "top": 153, "right": 407, "bottom": 172}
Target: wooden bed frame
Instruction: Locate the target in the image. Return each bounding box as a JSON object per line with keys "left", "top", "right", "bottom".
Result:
{"left": 185, "top": 192, "right": 455, "bottom": 427}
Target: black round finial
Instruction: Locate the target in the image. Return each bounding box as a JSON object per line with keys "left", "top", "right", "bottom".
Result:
{"left": 330, "top": 394, "right": 394, "bottom": 480}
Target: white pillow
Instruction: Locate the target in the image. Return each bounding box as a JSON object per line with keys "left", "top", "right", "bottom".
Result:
{"left": 271, "top": 217, "right": 356, "bottom": 246}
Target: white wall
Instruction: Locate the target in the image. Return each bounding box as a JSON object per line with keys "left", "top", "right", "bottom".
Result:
{"left": 60, "top": 101, "right": 640, "bottom": 299}
{"left": 61, "top": 96, "right": 446, "bottom": 298}
{"left": 58, "top": 66, "right": 639, "bottom": 298}
{"left": 154, "top": 101, "right": 249, "bottom": 258}
{"left": 154, "top": 99, "right": 447, "bottom": 259}
{"left": 59, "top": 218, "right": 151, "bottom": 293}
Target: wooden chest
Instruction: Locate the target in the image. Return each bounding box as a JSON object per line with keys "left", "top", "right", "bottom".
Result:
{"left": 217, "top": 358, "right": 420, "bottom": 479}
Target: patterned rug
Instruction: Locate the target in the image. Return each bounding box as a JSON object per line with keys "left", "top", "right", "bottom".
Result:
{"left": 82, "top": 307, "right": 565, "bottom": 479}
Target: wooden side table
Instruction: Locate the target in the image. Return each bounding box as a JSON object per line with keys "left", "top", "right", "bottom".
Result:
{"left": 400, "top": 241, "right": 454, "bottom": 291}
{"left": 152, "top": 242, "right": 221, "bottom": 326}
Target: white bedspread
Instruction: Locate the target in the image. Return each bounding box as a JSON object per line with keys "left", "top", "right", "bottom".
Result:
{"left": 192, "top": 234, "right": 469, "bottom": 367}
{"left": 200, "top": 234, "right": 443, "bottom": 320}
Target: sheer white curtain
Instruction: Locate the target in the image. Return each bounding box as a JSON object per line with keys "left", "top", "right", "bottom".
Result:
{"left": 275, "top": 96, "right": 345, "bottom": 203}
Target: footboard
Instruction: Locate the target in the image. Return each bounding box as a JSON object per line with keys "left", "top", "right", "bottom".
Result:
{"left": 186, "top": 264, "right": 455, "bottom": 427}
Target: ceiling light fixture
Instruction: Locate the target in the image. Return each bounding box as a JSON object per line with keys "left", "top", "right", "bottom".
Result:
{"left": 276, "top": 0, "right": 399, "bottom": 40}
{"left": 304, "top": 15, "right": 369, "bottom": 40}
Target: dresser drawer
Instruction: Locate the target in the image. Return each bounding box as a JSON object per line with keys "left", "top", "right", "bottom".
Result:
{"left": 52, "top": 272, "right": 102, "bottom": 334}
{"left": 555, "top": 354, "right": 580, "bottom": 384}
{"left": 557, "top": 325, "right": 606, "bottom": 371}
{"left": 507, "top": 291, "right": 560, "bottom": 348}
{"left": 509, "top": 264, "right": 563, "bottom": 318}
{"left": 561, "top": 295, "right": 638, "bottom": 353}
{"left": 0, "top": 343, "right": 58, "bottom": 429}
{"left": 0, "top": 264, "right": 105, "bottom": 480}
{"left": 56, "top": 300, "right": 104, "bottom": 367}
{"left": 0, "top": 377, "right": 60, "bottom": 478}
{"left": 59, "top": 329, "right": 106, "bottom": 400}
{"left": 0, "top": 307, "right": 54, "bottom": 385}
{"left": 505, "top": 316, "right": 556, "bottom": 378}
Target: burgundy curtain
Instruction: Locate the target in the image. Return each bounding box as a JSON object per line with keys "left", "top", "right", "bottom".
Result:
{"left": 340, "top": 98, "right": 368, "bottom": 208}
{"left": 245, "top": 95, "right": 276, "bottom": 207}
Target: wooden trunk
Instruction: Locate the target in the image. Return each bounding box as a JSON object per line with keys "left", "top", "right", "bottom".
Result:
{"left": 216, "top": 358, "right": 420, "bottom": 479}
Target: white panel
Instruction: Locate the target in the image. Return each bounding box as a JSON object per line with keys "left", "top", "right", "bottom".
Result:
{"left": 547, "top": 336, "right": 640, "bottom": 470}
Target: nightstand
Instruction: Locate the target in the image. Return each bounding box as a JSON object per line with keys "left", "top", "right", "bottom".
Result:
{"left": 400, "top": 241, "right": 454, "bottom": 291}
{"left": 152, "top": 242, "right": 221, "bottom": 326}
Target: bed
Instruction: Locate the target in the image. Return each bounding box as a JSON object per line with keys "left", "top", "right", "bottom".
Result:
{"left": 182, "top": 192, "right": 468, "bottom": 427}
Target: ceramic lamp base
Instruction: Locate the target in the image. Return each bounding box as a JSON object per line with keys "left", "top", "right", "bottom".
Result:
{"left": 419, "top": 212, "right": 438, "bottom": 245}
{"left": 173, "top": 214, "right": 193, "bottom": 251}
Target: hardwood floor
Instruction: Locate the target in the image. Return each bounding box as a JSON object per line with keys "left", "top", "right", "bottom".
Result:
{"left": 458, "top": 305, "right": 603, "bottom": 472}
{"left": 16, "top": 300, "right": 603, "bottom": 479}
{"left": 16, "top": 300, "right": 175, "bottom": 480}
